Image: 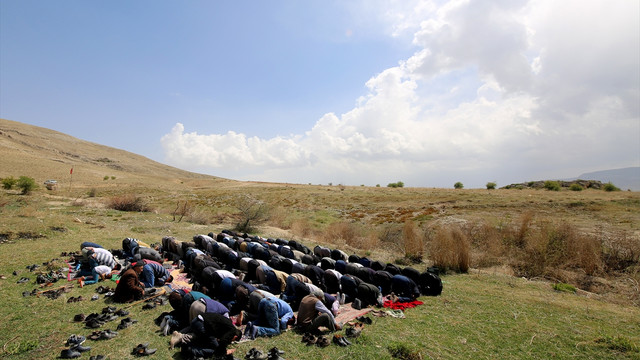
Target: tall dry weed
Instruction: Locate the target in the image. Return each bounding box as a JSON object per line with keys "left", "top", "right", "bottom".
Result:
{"left": 469, "top": 222, "right": 505, "bottom": 267}
{"left": 402, "top": 220, "right": 424, "bottom": 261}
{"left": 290, "top": 218, "right": 313, "bottom": 238}
{"left": 429, "top": 226, "right": 470, "bottom": 273}
{"left": 601, "top": 230, "right": 640, "bottom": 272}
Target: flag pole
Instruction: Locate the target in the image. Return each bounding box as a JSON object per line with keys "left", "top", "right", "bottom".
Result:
{"left": 69, "top": 167, "right": 73, "bottom": 192}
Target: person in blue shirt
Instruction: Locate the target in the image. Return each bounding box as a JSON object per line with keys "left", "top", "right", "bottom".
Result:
{"left": 244, "top": 297, "right": 295, "bottom": 339}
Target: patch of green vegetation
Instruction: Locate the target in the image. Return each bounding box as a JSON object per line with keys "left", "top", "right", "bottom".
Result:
{"left": 2, "top": 339, "right": 39, "bottom": 356}
{"left": 603, "top": 182, "right": 621, "bottom": 192}
{"left": 544, "top": 181, "right": 561, "bottom": 191}
{"left": 570, "top": 183, "right": 584, "bottom": 191}
{"left": 388, "top": 342, "right": 422, "bottom": 360}
{"left": 552, "top": 282, "right": 576, "bottom": 293}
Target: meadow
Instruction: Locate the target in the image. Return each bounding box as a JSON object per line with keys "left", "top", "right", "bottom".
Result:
{"left": 0, "top": 179, "right": 638, "bottom": 360}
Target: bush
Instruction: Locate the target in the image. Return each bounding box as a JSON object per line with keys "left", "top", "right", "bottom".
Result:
{"left": 103, "top": 175, "right": 109, "bottom": 180}
{"left": 429, "top": 226, "right": 470, "bottom": 273}
{"left": 16, "top": 176, "right": 37, "bottom": 194}
{"left": 402, "top": 220, "right": 424, "bottom": 261}
{"left": 87, "top": 188, "right": 97, "bottom": 197}
{"left": 552, "top": 283, "right": 576, "bottom": 293}
{"left": 569, "top": 183, "right": 583, "bottom": 191}
{"left": 107, "top": 194, "right": 150, "bottom": 212}
{"left": 486, "top": 182, "right": 497, "bottom": 190}
{"left": 1, "top": 176, "right": 17, "bottom": 189}
{"left": 387, "top": 181, "right": 405, "bottom": 188}
{"left": 603, "top": 182, "right": 620, "bottom": 192}
{"left": 454, "top": 182, "right": 464, "bottom": 189}
{"left": 544, "top": 181, "right": 561, "bottom": 191}
{"left": 234, "top": 195, "right": 270, "bottom": 233}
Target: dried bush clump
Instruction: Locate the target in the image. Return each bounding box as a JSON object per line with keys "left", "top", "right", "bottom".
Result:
{"left": 429, "top": 226, "right": 470, "bottom": 272}
{"left": 107, "top": 194, "right": 150, "bottom": 212}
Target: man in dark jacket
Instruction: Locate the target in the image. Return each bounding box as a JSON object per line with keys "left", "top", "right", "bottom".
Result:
{"left": 180, "top": 313, "right": 241, "bottom": 359}
{"left": 113, "top": 261, "right": 145, "bottom": 303}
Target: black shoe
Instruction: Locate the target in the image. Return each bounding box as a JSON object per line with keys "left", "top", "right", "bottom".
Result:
{"left": 141, "top": 303, "right": 156, "bottom": 310}
{"left": 73, "top": 314, "right": 86, "bottom": 322}
{"left": 102, "top": 306, "right": 116, "bottom": 314}
{"left": 17, "top": 277, "right": 30, "bottom": 284}
{"left": 66, "top": 334, "right": 86, "bottom": 346}
{"left": 115, "top": 309, "right": 129, "bottom": 316}
{"left": 60, "top": 348, "right": 81, "bottom": 359}
{"left": 89, "top": 356, "right": 106, "bottom": 360}
{"left": 85, "top": 319, "right": 102, "bottom": 329}
{"left": 333, "top": 335, "right": 347, "bottom": 347}
{"left": 356, "top": 316, "right": 372, "bottom": 324}
{"left": 71, "top": 344, "right": 91, "bottom": 352}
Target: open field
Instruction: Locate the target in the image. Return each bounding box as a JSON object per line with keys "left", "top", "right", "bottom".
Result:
{"left": 1, "top": 119, "right": 639, "bottom": 359}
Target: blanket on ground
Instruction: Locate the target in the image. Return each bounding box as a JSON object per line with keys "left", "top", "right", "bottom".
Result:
{"left": 383, "top": 300, "right": 423, "bottom": 310}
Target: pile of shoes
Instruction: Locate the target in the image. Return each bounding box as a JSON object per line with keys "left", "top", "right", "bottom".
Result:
{"left": 67, "top": 296, "right": 85, "bottom": 303}
{"left": 60, "top": 335, "right": 91, "bottom": 359}
{"left": 355, "top": 316, "right": 372, "bottom": 325}
{"left": 245, "top": 347, "right": 267, "bottom": 360}
{"left": 267, "top": 347, "right": 286, "bottom": 360}
{"left": 84, "top": 312, "right": 119, "bottom": 329}
{"left": 88, "top": 329, "right": 118, "bottom": 341}
{"left": 131, "top": 342, "right": 157, "bottom": 356}
{"left": 301, "top": 332, "right": 317, "bottom": 346}
{"left": 332, "top": 334, "right": 352, "bottom": 347}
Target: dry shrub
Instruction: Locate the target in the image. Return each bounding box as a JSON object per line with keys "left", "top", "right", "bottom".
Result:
{"left": 268, "top": 206, "right": 290, "bottom": 229}
{"left": 323, "top": 221, "right": 378, "bottom": 250}
{"left": 186, "top": 209, "right": 211, "bottom": 225}
{"left": 602, "top": 231, "right": 640, "bottom": 272}
{"left": 469, "top": 222, "right": 505, "bottom": 267}
{"left": 402, "top": 220, "right": 424, "bottom": 261}
{"left": 107, "top": 194, "right": 150, "bottom": 212}
{"left": 429, "top": 226, "right": 470, "bottom": 273}
{"left": 515, "top": 211, "right": 534, "bottom": 248}
{"left": 511, "top": 229, "right": 548, "bottom": 278}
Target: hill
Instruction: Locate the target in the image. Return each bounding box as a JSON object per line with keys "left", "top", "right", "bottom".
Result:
{"left": 0, "top": 118, "right": 222, "bottom": 189}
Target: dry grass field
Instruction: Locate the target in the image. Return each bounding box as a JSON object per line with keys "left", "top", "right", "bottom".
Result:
{"left": 1, "top": 118, "right": 639, "bottom": 359}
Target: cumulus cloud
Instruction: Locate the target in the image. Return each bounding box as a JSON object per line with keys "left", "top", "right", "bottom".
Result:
{"left": 161, "top": 0, "right": 639, "bottom": 187}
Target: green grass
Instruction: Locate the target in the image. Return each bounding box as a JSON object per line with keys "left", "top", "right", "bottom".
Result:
{"left": 1, "top": 188, "right": 639, "bottom": 359}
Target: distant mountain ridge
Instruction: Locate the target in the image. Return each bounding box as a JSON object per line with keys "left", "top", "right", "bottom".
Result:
{"left": 571, "top": 167, "right": 640, "bottom": 191}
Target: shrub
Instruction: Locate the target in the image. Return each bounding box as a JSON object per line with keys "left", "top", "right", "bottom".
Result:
{"left": 111, "top": 176, "right": 116, "bottom": 180}
{"left": 387, "top": 181, "right": 405, "bottom": 188}
{"left": 486, "top": 182, "right": 497, "bottom": 190}
{"left": 2, "top": 176, "right": 17, "bottom": 189}
{"left": 429, "top": 226, "right": 470, "bottom": 273}
{"left": 603, "top": 182, "right": 620, "bottom": 192}
{"left": 234, "top": 195, "right": 269, "bottom": 233}
{"left": 87, "top": 188, "right": 97, "bottom": 197}
{"left": 569, "top": 183, "right": 583, "bottom": 191}
{"left": 107, "top": 194, "right": 150, "bottom": 212}
{"left": 544, "top": 180, "right": 561, "bottom": 191}
{"left": 103, "top": 175, "right": 109, "bottom": 180}
{"left": 454, "top": 182, "right": 464, "bottom": 189}
{"left": 595, "top": 335, "right": 639, "bottom": 353}
{"left": 552, "top": 282, "right": 576, "bottom": 293}
{"left": 402, "top": 220, "right": 424, "bottom": 261}
{"left": 16, "top": 176, "right": 37, "bottom": 194}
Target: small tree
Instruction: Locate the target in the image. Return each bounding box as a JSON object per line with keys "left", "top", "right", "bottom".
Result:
{"left": 454, "top": 182, "right": 464, "bottom": 189}
{"left": 569, "top": 183, "right": 583, "bottom": 191}
{"left": 486, "top": 182, "right": 497, "bottom": 190}
{"left": 1, "top": 176, "right": 17, "bottom": 189}
{"left": 387, "top": 181, "right": 405, "bottom": 188}
{"left": 235, "top": 195, "right": 270, "bottom": 233}
{"left": 16, "top": 176, "right": 37, "bottom": 194}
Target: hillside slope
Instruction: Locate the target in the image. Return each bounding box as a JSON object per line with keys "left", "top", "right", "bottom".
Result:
{"left": 0, "top": 118, "right": 221, "bottom": 188}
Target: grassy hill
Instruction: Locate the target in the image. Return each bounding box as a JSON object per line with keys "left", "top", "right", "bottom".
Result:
{"left": 0, "top": 119, "right": 638, "bottom": 359}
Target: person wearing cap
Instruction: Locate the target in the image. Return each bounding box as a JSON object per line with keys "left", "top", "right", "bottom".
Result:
{"left": 296, "top": 289, "right": 342, "bottom": 335}
{"left": 113, "top": 261, "right": 145, "bottom": 303}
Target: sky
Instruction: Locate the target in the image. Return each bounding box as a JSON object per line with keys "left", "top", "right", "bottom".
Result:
{"left": 1, "top": 1, "right": 639, "bottom": 188}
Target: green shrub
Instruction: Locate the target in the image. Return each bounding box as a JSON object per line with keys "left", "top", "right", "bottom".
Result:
{"left": 103, "top": 175, "right": 109, "bottom": 181}
{"left": 388, "top": 342, "right": 422, "bottom": 360}
{"left": 16, "top": 176, "right": 37, "bottom": 194}
{"left": 603, "top": 182, "right": 620, "bottom": 192}
{"left": 87, "top": 188, "right": 97, "bottom": 197}
{"left": 544, "top": 181, "right": 561, "bottom": 191}
{"left": 1, "top": 176, "right": 17, "bottom": 189}
{"left": 486, "top": 182, "right": 497, "bottom": 190}
{"left": 111, "top": 176, "right": 116, "bottom": 180}
{"left": 595, "top": 335, "right": 639, "bottom": 353}
{"left": 552, "top": 282, "right": 576, "bottom": 293}
{"left": 454, "top": 182, "right": 464, "bottom": 189}
{"left": 569, "top": 183, "right": 583, "bottom": 191}
{"left": 387, "top": 181, "right": 405, "bottom": 188}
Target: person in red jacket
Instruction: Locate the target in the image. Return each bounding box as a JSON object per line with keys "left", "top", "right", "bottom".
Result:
{"left": 113, "top": 261, "right": 145, "bottom": 303}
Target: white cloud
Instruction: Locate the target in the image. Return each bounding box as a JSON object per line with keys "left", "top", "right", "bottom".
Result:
{"left": 161, "top": 0, "right": 639, "bottom": 187}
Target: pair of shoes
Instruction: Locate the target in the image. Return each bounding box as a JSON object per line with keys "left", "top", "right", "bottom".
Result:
{"left": 116, "top": 317, "right": 137, "bottom": 330}
{"left": 102, "top": 306, "right": 117, "bottom": 314}
{"left": 141, "top": 302, "right": 156, "bottom": 310}
{"left": 131, "top": 342, "right": 157, "bottom": 356}
{"left": 66, "top": 334, "right": 86, "bottom": 346}
{"left": 301, "top": 332, "right": 316, "bottom": 346}
{"left": 91, "top": 294, "right": 99, "bottom": 301}
{"left": 16, "top": 277, "right": 30, "bottom": 284}
{"left": 356, "top": 316, "right": 372, "bottom": 325}
{"left": 73, "top": 313, "right": 86, "bottom": 322}
{"left": 316, "top": 336, "right": 330, "bottom": 348}
{"left": 67, "top": 296, "right": 84, "bottom": 303}
{"left": 332, "top": 334, "right": 352, "bottom": 347}
{"left": 245, "top": 347, "right": 267, "bottom": 360}
{"left": 60, "top": 348, "right": 81, "bottom": 359}
{"left": 267, "top": 347, "right": 285, "bottom": 360}
{"left": 115, "top": 309, "right": 129, "bottom": 316}
{"left": 88, "top": 329, "right": 118, "bottom": 340}
{"left": 71, "top": 344, "right": 92, "bottom": 353}
{"left": 89, "top": 356, "right": 106, "bottom": 360}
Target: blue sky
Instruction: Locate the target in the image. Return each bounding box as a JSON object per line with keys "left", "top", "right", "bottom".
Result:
{"left": 2, "top": 1, "right": 639, "bottom": 188}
